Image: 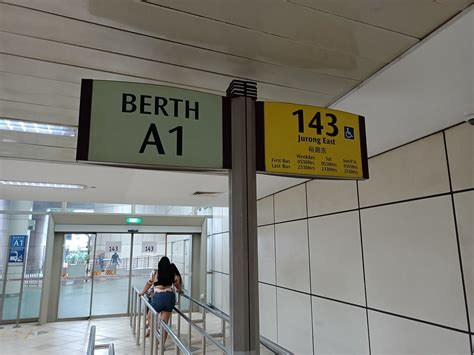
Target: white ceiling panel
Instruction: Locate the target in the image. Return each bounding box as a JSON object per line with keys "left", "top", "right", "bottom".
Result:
{"left": 291, "top": 0, "right": 472, "bottom": 38}
{"left": 332, "top": 7, "right": 474, "bottom": 157}
{"left": 0, "top": 3, "right": 358, "bottom": 96}
{"left": 0, "top": 142, "right": 76, "bottom": 162}
{"left": 0, "top": 158, "right": 306, "bottom": 206}
{"left": 0, "top": 131, "right": 76, "bottom": 149}
{"left": 0, "top": 32, "right": 336, "bottom": 106}
{"left": 3, "top": 0, "right": 393, "bottom": 80}
{"left": 145, "top": 0, "right": 417, "bottom": 60}
{"left": 0, "top": 73, "right": 80, "bottom": 110}
{"left": 0, "top": 99, "right": 78, "bottom": 126}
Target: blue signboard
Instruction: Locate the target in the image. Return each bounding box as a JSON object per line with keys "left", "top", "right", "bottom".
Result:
{"left": 9, "top": 235, "right": 27, "bottom": 263}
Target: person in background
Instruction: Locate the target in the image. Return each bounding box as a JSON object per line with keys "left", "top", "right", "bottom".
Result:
{"left": 170, "top": 263, "right": 184, "bottom": 295}
{"left": 110, "top": 252, "right": 121, "bottom": 267}
{"left": 139, "top": 257, "right": 182, "bottom": 341}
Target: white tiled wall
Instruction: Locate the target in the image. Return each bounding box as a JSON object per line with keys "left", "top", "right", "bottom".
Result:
{"left": 275, "top": 220, "right": 310, "bottom": 293}
{"left": 274, "top": 184, "right": 307, "bottom": 223}
{"left": 258, "top": 225, "right": 276, "bottom": 284}
{"left": 369, "top": 311, "right": 471, "bottom": 355}
{"left": 309, "top": 211, "right": 365, "bottom": 306}
{"left": 454, "top": 191, "right": 474, "bottom": 329}
{"left": 306, "top": 179, "right": 358, "bottom": 217}
{"left": 257, "top": 195, "right": 274, "bottom": 226}
{"left": 445, "top": 123, "right": 474, "bottom": 191}
{"left": 358, "top": 133, "right": 450, "bottom": 207}
{"left": 277, "top": 288, "right": 314, "bottom": 355}
{"left": 312, "top": 297, "right": 369, "bottom": 355}
{"left": 362, "top": 196, "right": 467, "bottom": 330}
{"left": 208, "top": 124, "right": 473, "bottom": 354}
{"left": 259, "top": 283, "right": 278, "bottom": 342}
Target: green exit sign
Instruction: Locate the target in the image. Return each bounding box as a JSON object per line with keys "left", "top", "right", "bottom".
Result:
{"left": 126, "top": 217, "right": 142, "bottom": 225}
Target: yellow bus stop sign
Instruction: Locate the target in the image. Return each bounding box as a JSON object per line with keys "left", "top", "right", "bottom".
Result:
{"left": 257, "top": 102, "right": 368, "bottom": 180}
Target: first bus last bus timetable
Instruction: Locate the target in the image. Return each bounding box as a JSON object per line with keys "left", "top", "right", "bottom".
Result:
{"left": 258, "top": 102, "right": 369, "bottom": 180}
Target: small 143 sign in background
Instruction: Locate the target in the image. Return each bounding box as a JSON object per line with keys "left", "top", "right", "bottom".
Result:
{"left": 257, "top": 102, "right": 368, "bottom": 180}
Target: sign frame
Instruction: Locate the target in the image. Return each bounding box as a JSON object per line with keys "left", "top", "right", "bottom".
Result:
{"left": 255, "top": 101, "right": 369, "bottom": 180}
{"left": 77, "top": 79, "right": 232, "bottom": 173}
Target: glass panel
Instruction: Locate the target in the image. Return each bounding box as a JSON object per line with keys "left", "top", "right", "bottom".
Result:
{"left": 1, "top": 213, "right": 49, "bottom": 321}
{"left": 167, "top": 234, "right": 192, "bottom": 311}
{"left": 131, "top": 234, "right": 166, "bottom": 292}
{"left": 20, "top": 214, "right": 48, "bottom": 319}
{"left": 91, "top": 233, "right": 131, "bottom": 316}
{"left": 58, "top": 233, "right": 94, "bottom": 319}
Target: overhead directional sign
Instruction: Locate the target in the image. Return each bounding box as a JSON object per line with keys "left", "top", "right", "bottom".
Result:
{"left": 77, "top": 80, "right": 224, "bottom": 171}
{"left": 257, "top": 102, "right": 368, "bottom": 179}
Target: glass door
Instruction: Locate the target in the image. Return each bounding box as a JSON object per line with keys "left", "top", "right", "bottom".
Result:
{"left": 131, "top": 234, "right": 166, "bottom": 292}
{"left": 58, "top": 233, "right": 95, "bottom": 319}
{"left": 91, "top": 233, "right": 131, "bottom": 316}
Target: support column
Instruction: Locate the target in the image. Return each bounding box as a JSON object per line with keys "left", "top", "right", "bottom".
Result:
{"left": 227, "top": 80, "right": 260, "bottom": 354}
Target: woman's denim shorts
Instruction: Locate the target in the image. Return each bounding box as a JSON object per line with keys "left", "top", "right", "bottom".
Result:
{"left": 151, "top": 291, "right": 176, "bottom": 313}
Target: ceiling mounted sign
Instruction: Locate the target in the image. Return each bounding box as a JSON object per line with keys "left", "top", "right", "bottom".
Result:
{"left": 256, "top": 102, "right": 368, "bottom": 180}
{"left": 77, "top": 79, "right": 225, "bottom": 171}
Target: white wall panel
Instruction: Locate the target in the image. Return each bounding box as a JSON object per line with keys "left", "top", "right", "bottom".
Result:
{"left": 277, "top": 288, "right": 313, "bottom": 354}
{"left": 312, "top": 297, "right": 369, "bottom": 355}
{"left": 257, "top": 196, "right": 274, "bottom": 226}
{"left": 358, "top": 133, "right": 450, "bottom": 207}
{"left": 274, "top": 184, "right": 307, "bottom": 223}
{"left": 362, "top": 196, "right": 467, "bottom": 330}
{"left": 275, "top": 220, "right": 310, "bottom": 293}
{"left": 369, "top": 311, "right": 471, "bottom": 355}
{"left": 309, "top": 211, "right": 365, "bottom": 305}
{"left": 445, "top": 123, "right": 474, "bottom": 191}
{"left": 259, "top": 283, "right": 277, "bottom": 342}
{"left": 258, "top": 225, "right": 276, "bottom": 284}
{"left": 306, "top": 179, "right": 358, "bottom": 217}
{"left": 454, "top": 191, "right": 474, "bottom": 329}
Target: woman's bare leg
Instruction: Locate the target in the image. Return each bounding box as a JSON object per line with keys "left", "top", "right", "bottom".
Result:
{"left": 159, "top": 311, "right": 172, "bottom": 343}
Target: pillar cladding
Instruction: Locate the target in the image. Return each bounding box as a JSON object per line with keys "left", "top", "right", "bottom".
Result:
{"left": 227, "top": 80, "right": 260, "bottom": 354}
{"left": 4, "top": 201, "right": 32, "bottom": 297}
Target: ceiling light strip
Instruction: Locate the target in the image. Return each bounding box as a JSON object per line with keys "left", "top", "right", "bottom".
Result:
{"left": 0, "top": 119, "right": 76, "bottom": 137}
{"left": 0, "top": 180, "right": 86, "bottom": 189}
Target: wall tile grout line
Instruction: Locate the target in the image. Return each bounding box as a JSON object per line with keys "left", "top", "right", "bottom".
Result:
{"left": 257, "top": 190, "right": 473, "bottom": 229}
{"left": 258, "top": 281, "right": 473, "bottom": 336}
{"left": 257, "top": 122, "right": 467, "bottom": 201}
{"left": 305, "top": 182, "right": 316, "bottom": 354}
{"left": 272, "top": 194, "right": 279, "bottom": 343}
{"left": 356, "top": 181, "right": 372, "bottom": 355}
{"left": 442, "top": 130, "right": 473, "bottom": 353}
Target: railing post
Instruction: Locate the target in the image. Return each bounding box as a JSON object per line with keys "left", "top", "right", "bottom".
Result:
{"left": 137, "top": 297, "right": 142, "bottom": 345}
{"left": 159, "top": 321, "right": 165, "bottom": 355}
{"left": 142, "top": 302, "right": 147, "bottom": 355}
{"left": 177, "top": 295, "right": 181, "bottom": 339}
{"left": 150, "top": 311, "right": 155, "bottom": 355}
{"left": 187, "top": 300, "right": 192, "bottom": 348}
{"left": 222, "top": 318, "right": 226, "bottom": 351}
{"left": 133, "top": 292, "right": 138, "bottom": 335}
{"left": 130, "top": 289, "right": 134, "bottom": 326}
{"left": 201, "top": 309, "right": 206, "bottom": 354}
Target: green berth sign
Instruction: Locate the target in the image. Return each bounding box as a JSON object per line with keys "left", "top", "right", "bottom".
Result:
{"left": 77, "top": 79, "right": 224, "bottom": 171}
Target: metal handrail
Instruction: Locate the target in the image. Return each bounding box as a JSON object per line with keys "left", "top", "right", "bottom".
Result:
{"left": 155, "top": 320, "right": 191, "bottom": 355}
{"left": 179, "top": 293, "right": 293, "bottom": 355}
{"left": 87, "top": 325, "right": 116, "bottom": 355}
{"left": 173, "top": 305, "right": 230, "bottom": 354}
{"left": 129, "top": 287, "right": 293, "bottom": 355}
{"left": 180, "top": 293, "right": 230, "bottom": 322}
{"left": 260, "top": 336, "right": 293, "bottom": 355}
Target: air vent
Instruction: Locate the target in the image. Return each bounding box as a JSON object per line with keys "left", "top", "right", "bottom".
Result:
{"left": 192, "top": 191, "right": 222, "bottom": 196}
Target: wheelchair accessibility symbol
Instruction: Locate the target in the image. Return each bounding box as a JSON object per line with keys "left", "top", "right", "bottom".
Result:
{"left": 344, "top": 126, "right": 355, "bottom": 140}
